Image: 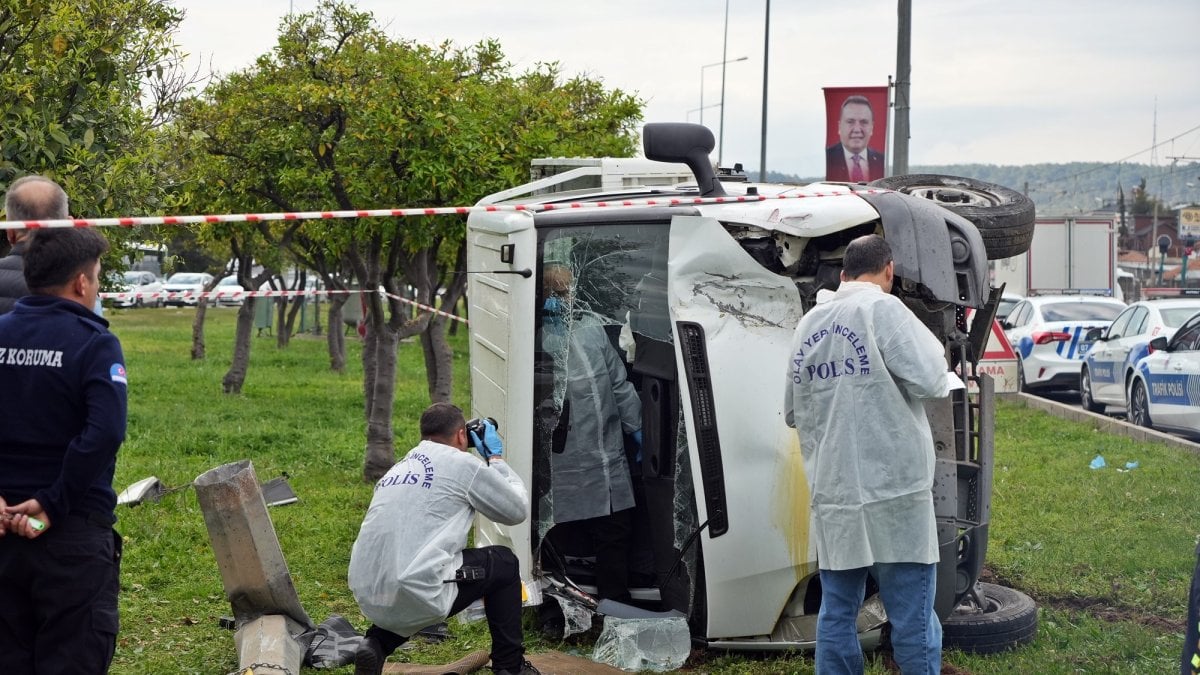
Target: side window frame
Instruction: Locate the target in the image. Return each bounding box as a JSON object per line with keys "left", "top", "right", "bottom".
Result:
{"left": 1105, "top": 307, "right": 1135, "bottom": 340}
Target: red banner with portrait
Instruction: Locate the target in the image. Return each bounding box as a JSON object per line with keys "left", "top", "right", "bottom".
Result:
{"left": 823, "top": 86, "right": 889, "bottom": 183}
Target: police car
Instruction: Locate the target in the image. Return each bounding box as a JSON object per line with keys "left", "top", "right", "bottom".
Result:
{"left": 1127, "top": 310, "right": 1200, "bottom": 437}
{"left": 1003, "top": 294, "right": 1126, "bottom": 391}
{"left": 1080, "top": 297, "right": 1200, "bottom": 412}
{"left": 996, "top": 292, "right": 1024, "bottom": 323}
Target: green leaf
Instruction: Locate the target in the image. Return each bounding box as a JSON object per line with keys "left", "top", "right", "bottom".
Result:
{"left": 82, "top": 127, "right": 94, "bottom": 149}
{"left": 48, "top": 127, "right": 71, "bottom": 147}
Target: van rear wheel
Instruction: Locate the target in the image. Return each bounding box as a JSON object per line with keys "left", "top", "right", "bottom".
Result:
{"left": 869, "top": 174, "right": 1035, "bottom": 260}
{"left": 942, "top": 582, "right": 1037, "bottom": 654}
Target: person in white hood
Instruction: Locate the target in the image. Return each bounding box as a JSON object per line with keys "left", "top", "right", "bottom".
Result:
{"left": 784, "top": 234, "right": 950, "bottom": 675}
{"left": 349, "top": 403, "right": 538, "bottom": 675}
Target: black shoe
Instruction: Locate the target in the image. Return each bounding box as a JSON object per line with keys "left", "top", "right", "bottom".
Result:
{"left": 493, "top": 659, "right": 541, "bottom": 675}
{"left": 354, "top": 636, "right": 385, "bottom": 675}
{"left": 414, "top": 621, "right": 453, "bottom": 642}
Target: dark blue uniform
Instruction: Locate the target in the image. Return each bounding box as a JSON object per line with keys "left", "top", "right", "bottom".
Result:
{"left": 0, "top": 295, "right": 127, "bottom": 673}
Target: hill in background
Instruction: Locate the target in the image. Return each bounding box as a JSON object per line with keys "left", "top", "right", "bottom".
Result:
{"left": 758, "top": 161, "right": 1200, "bottom": 217}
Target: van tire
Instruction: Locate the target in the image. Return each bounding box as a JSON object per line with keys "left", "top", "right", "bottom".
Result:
{"left": 942, "top": 582, "right": 1037, "bottom": 654}
{"left": 869, "top": 174, "right": 1036, "bottom": 260}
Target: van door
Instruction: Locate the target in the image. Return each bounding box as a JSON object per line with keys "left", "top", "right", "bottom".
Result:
{"left": 667, "top": 215, "right": 812, "bottom": 639}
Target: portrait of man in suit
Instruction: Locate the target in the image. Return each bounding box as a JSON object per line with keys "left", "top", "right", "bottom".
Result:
{"left": 825, "top": 95, "right": 885, "bottom": 183}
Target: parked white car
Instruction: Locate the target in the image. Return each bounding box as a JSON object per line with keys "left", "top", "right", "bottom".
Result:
{"left": 163, "top": 272, "right": 213, "bottom": 307}
{"left": 1080, "top": 297, "right": 1200, "bottom": 412}
{"left": 1003, "top": 295, "right": 1126, "bottom": 391}
{"left": 214, "top": 276, "right": 246, "bottom": 307}
{"left": 112, "top": 270, "right": 164, "bottom": 308}
{"left": 1127, "top": 311, "right": 1200, "bottom": 438}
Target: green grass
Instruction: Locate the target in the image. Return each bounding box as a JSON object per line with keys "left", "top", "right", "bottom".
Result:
{"left": 101, "top": 309, "right": 1197, "bottom": 673}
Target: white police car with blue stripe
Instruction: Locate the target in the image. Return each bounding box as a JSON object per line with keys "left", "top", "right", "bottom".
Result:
{"left": 1002, "top": 294, "right": 1126, "bottom": 392}
{"left": 1127, "top": 310, "right": 1200, "bottom": 437}
{"left": 1080, "top": 297, "right": 1200, "bottom": 413}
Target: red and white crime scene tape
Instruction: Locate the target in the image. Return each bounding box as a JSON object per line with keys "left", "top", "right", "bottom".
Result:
{"left": 70, "top": 189, "right": 875, "bottom": 326}
{"left": 0, "top": 190, "right": 872, "bottom": 230}
{"left": 99, "top": 287, "right": 469, "bottom": 325}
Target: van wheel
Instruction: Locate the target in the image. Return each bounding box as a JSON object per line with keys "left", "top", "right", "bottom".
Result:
{"left": 942, "top": 582, "right": 1037, "bottom": 654}
{"left": 869, "top": 174, "right": 1036, "bottom": 260}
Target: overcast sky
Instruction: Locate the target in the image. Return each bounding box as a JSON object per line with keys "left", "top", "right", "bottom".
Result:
{"left": 171, "top": 0, "right": 1200, "bottom": 179}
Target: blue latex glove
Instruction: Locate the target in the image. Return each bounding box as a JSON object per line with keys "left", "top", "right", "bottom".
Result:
{"left": 469, "top": 419, "right": 504, "bottom": 459}
{"left": 631, "top": 429, "right": 643, "bottom": 463}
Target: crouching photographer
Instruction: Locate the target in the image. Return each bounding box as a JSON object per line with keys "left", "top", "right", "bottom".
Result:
{"left": 348, "top": 403, "right": 539, "bottom": 675}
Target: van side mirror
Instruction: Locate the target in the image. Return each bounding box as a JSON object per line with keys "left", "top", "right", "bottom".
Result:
{"left": 1149, "top": 336, "right": 1169, "bottom": 352}
{"left": 643, "top": 122, "right": 725, "bottom": 197}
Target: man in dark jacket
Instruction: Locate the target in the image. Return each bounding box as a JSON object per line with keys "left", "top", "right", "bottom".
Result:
{"left": 0, "top": 176, "right": 70, "bottom": 314}
{"left": 0, "top": 225, "right": 126, "bottom": 673}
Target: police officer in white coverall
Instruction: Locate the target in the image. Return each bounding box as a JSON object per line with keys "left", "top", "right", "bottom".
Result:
{"left": 784, "top": 234, "right": 951, "bottom": 675}
{"left": 540, "top": 264, "right": 642, "bottom": 601}
{"left": 349, "top": 403, "right": 539, "bottom": 675}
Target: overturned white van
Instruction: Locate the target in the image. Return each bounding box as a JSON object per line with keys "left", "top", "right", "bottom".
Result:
{"left": 465, "top": 123, "right": 1037, "bottom": 653}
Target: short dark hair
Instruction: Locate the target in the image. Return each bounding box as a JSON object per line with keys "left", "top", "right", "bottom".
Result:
{"left": 420, "top": 402, "right": 466, "bottom": 439}
{"left": 5, "top": 175, "right": 69, "bottom": 221}
{"left": 23, "top": 228, "right": 110, "bottom": 293}
{"left": 842, "top": 234, "right": 892, "bottom": 279}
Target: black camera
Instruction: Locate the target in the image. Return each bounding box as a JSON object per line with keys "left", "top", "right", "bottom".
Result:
{"left": 465, "top": 417, "right": 498, "bottom": 447}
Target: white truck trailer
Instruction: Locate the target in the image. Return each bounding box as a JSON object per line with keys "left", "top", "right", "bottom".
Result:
{"left": 992, "top": 216, "right": 1122, "bottom": 300}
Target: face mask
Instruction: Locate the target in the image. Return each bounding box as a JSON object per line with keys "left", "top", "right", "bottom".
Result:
{"left": 543, "top": 296, "right": 565, "bottom": 329}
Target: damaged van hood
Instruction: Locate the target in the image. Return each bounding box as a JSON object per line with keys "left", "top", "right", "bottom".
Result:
{"left": 693, "top": 183, "right": 990, "bottom": 309}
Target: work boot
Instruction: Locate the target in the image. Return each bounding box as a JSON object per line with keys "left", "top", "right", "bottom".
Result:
{"left": 492, "top": 659, "right": 541, "bottom": 675}
{"left": 354, "top": 636, "right": 385, "bottom": 675}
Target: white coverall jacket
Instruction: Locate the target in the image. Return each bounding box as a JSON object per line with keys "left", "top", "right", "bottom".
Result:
{"left": 783, "top": 281, "right": 950, "bottom": 571}
{"left": 348, "top": 440, "right": 528, "bottom": 637}
{"left": 541, "top": 313, "right": 642, "bottom": 523}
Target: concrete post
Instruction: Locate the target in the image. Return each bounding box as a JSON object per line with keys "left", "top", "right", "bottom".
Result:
{"left": 195, "top": 460, "right": 312, "bottom": 671}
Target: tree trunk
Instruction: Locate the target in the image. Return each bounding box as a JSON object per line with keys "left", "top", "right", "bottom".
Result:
{"left": 421, "top": 316, "right": 454, "bottom": 403}
{"left": 275, "top": 298, "right": 290, "bottom": 348}
{"left": 419, "top": 247, "right": 468, "bottom": 404}
{"left": 361, "top": 323, "right": 400, "bottom": 482}
{"left": 191, "top": 301, "right": 208, "bottom": 360}
{"left": 221, "top": 297, "right": 257, "bottom": 394}
{"left": 282, "top": 296, "right": 304, "bottom": 343}
{"left": 326, "top": 295, "right": 347, "bottom": 373}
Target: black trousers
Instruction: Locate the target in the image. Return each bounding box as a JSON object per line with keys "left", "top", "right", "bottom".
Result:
{"left": 367, "top": 545, "right": 525, "bottom": 671}
{"left": 581, "top": 507, "right": 634, "bottom": 602}
{"left": 0, "top": 515, "right": 121, "bottom": 674}
{"left": 1183, "top": 543, "right": 1200, "bottom": 675}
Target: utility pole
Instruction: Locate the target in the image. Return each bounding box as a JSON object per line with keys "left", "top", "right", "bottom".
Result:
{"left": 759, "top": 0, "right": 770, "bottom": 181}
{"left": 892, "top": 0, "right": 911, "bottom": 176}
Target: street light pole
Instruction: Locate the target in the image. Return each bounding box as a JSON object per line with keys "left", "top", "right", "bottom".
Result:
{"left": 698, "top": 57, "right": 748, "bottom": 133}
{"left": 719, "top": 0, "right": 731, "bottom": 164}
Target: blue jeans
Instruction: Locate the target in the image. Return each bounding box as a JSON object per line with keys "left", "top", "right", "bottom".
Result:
{"left": 816, "top": 563, "right": 942, "bottom": 675}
